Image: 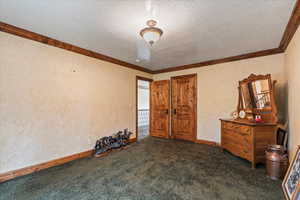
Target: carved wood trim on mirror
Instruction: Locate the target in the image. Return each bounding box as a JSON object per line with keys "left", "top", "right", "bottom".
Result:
{"left": 237, "top": 74, "right": 278, "bottom": 124}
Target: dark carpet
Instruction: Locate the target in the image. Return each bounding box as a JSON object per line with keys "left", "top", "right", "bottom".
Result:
{"left": 0, "top": 137, "right": 283, "bottom": 200}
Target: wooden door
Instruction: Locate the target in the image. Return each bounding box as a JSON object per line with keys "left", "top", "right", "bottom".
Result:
{"left": 171, "top": 74, "right": 197, "bottom": 142}
{"left": 150, "top": 80, "right": 170, "bottom": 139}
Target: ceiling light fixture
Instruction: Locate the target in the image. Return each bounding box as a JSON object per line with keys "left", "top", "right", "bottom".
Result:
{"left": 140, "top": 19, "right": 163, "bottom": 46}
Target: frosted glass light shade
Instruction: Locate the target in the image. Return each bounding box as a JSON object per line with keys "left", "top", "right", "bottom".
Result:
{"left": 142, "top": 30, "right": 161, "bottom": 46}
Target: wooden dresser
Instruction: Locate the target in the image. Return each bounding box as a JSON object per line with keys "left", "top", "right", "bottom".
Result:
{"left": 220, "top": 119, "right": 277, "bottom": 168}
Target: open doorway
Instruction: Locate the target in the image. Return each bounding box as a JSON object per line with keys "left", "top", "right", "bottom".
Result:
{"left": 136, "top": 76, "right": 152, "bottom": 141}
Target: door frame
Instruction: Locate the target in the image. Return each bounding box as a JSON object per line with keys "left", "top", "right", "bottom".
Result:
{"left": 136, "top": 76, "right": 153, "bottom": 141}
{"left": 170, "top": 73, "right": 198, "bottom": 142}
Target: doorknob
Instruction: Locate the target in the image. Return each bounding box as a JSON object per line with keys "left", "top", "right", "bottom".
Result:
{"left": 165, "top": 109, "right": 169, "bottom": 114}
{"left": 173, "top": 109, "right": 177, "bottom": 115}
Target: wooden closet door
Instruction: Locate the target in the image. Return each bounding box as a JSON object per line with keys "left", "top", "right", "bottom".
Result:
{"left": 171, "top": 74, "right": 197, "bottom": 142}
{"left": 150, "top": 80, "right": 170, "bottom": 139}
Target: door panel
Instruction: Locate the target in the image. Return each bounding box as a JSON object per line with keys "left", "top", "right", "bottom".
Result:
{"left": 150, "top": 80, "right": 170, "bottom": 139}
{"left": 171, "top": 74, "right": 197, "bottom": 142}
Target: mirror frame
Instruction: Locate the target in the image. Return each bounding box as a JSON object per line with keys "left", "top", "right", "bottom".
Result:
{"left": 237, "top": 74, "right": 278, "bottom": 124}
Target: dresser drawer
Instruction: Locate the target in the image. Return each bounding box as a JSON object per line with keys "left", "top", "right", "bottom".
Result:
{"left": 222, "top": 130, "right": 241, "bottom": 145}
{"left": 223, "top": 122, "right": 238, "bottom": 130}
{"left": 222, "top": 129, "right": 251, "bottom": 143}
{"left": 222, "top": 140, "right": 251, "bottom": 160}
{"left": 223, "top": 122, "right": 252, "bottom": 135}
{"left": 222, "top": 137, "right": 252, "bottom": 161}
{"left": 239, "top": 126, "right": 251, "bottom": 135}
{"left": 222, "top": 127, "right": 253, "bottom": 162}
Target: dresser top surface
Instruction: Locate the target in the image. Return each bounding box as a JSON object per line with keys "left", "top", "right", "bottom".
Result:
{"left": 220, "top": 118, "right": 277, "bottom": 126}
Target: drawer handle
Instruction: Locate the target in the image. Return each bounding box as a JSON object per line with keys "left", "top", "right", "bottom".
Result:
{"left": 240, "top": 132, "right": 249, "bottom": 136}
{"left": 243, "top": 149, "right": 249, "bottom": 153}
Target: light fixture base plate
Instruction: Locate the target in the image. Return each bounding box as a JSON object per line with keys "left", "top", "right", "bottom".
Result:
{"left": 146, "top": 20, "right": 157, "bottom": 27}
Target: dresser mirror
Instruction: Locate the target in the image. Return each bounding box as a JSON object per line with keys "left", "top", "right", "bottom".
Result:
{"left": 237, "top": 74, "right": 278, "bottom": 124}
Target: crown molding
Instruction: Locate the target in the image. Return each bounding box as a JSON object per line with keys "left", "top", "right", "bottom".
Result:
{"left": 0, "top": 21, "right": 153, "bottom": 74}
{"left": 153, "top": 48, "right": 284, "bottom": 74}
{"left": 279, "top": 0, "right": 300, "bottom": 51}
{"left": 1, "top": 1, "right": 299, "bottom": 75}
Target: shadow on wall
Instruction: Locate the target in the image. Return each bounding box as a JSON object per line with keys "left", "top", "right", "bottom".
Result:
{"left": 276, "top": 82, "right": 288, "bottom": 124}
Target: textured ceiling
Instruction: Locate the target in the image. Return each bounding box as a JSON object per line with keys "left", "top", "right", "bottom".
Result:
{"left": 0, "top": 0, "right": 296, "bottom": 70}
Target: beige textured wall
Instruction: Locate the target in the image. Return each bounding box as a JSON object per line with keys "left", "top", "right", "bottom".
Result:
{"left": 285, "top": 26, "right": 300, "bottom": 160}
{"left": 0, "top": 32, "right": 152, "bottom": 173}
{"left": 154, "top": 54, "right": 286, "bottom": 143}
